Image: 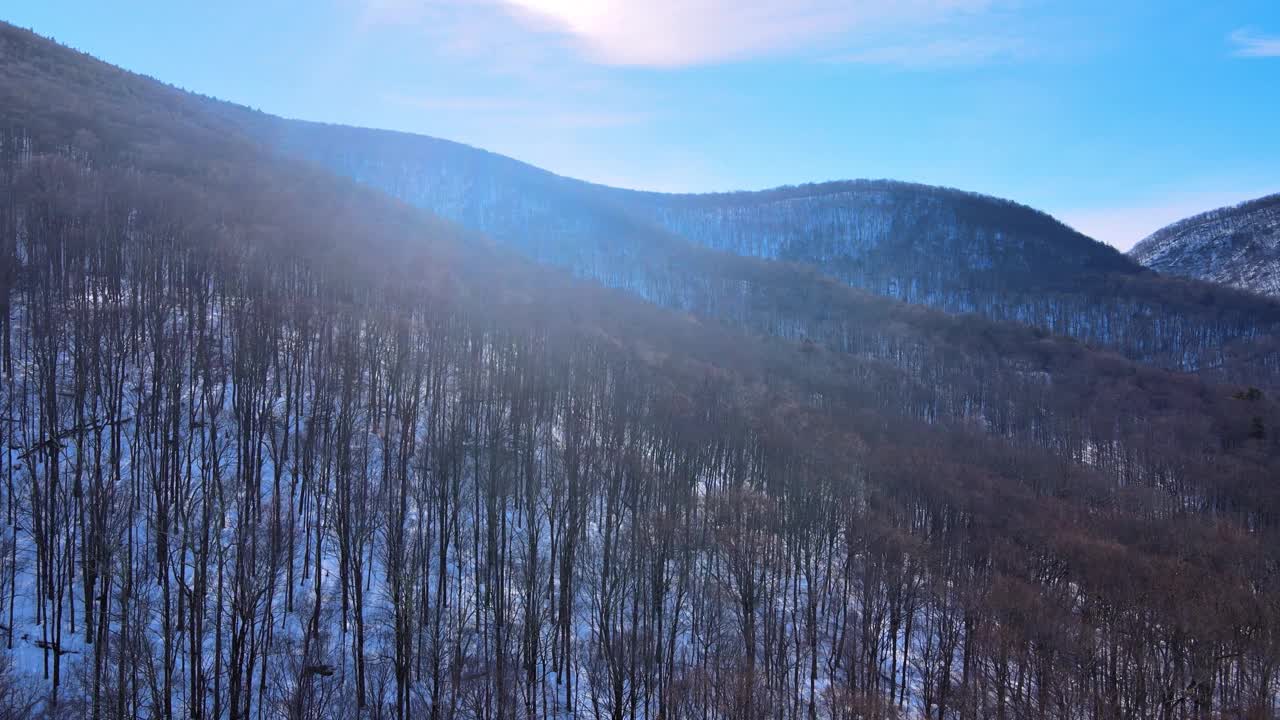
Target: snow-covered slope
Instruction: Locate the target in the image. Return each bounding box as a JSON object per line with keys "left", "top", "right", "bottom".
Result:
{"left": 1130, "top": 194, "right": 1280, "bottom": 297}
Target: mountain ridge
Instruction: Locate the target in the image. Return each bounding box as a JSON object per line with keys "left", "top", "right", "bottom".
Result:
{"left": 231, "top": 112, "right": 1280, "bottom": 385}
{"left": 1130, "top": 192, "right": 1280, "bottom": 298}
{"left": 260, "top": 117, "right": 1133, "bottom": 274}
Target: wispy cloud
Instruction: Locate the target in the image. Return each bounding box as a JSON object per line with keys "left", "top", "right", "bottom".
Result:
{"left": 360, "top": 0, "right": 1008, "bottom": 68}
{"left": 1230, "top": 27, "right": 1280, "bottom": 58}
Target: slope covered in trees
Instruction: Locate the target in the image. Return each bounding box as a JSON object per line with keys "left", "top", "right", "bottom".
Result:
{"left": 251, "top": 120, "right": 1280, "bottom": 386}
{"left": 1131, "top": 193, "right": 1280, "bottom": 298}
{"left": 1, "top": 20, "right": 1280, "bottom": 720}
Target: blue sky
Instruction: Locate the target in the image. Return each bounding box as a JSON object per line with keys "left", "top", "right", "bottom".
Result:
{"left": 7, "top": 0, "right": 1278, "bottom": 249}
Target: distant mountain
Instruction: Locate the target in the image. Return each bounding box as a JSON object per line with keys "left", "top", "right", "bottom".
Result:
{"left": 262, "top": 121, "right": 1137, "bottom": 306}
{"left": 242, "top": 119, "right": 1280, "bottom": 382}
{"left": 1130, "top": 193, "right": 1280, "bottom": 298}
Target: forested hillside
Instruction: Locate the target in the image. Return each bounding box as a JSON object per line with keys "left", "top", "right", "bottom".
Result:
{"left": 1, "top": 21, "right": 1279, "bottom": 720}
{"left": 1132, "top": 193, "right": 1280, "bottom": 298}
{"left": 257, "top": 121, "right": 1280, "bottom": 387}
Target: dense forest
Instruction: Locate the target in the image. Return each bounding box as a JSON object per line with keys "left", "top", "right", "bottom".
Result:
{"left": 256, "top": 122, "right": 1280, "bottom": 388}
{"left": 1, "top": 21, "right": 1280, "bottom": 720}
